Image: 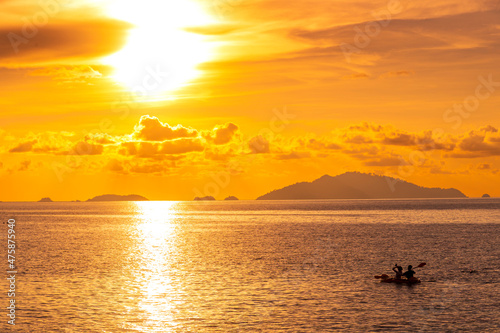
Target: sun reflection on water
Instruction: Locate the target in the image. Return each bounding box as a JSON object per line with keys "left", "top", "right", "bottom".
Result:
{"left": 129, "top": 201, "right": 182, "bottom": 332}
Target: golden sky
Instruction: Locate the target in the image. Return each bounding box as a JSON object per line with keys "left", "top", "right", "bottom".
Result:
{"left": 1, "top": 0, "right": 499, "bottom": 201}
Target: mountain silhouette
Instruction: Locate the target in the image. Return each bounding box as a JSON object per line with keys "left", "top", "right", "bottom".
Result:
{"left": 257, "top": 172, "right": 466, "bottom": 200}
{"left": 87, "top": 194, "right": 149, "bottom": 202}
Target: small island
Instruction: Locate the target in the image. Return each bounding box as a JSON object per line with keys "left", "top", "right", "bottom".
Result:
{"left": 87, "top": 194, "right": 149, "bottom": 202}
{"left": 194, "top": 196, "right": 216, "bottom": 201}
{"left": 224, "top": 196, "right": 239, "bottom": 200}
{"left": 482, "top": 194, "right": 491, "bottom": 198}
{"left": 38, "top": 197, "right": 53, "bottom": 202}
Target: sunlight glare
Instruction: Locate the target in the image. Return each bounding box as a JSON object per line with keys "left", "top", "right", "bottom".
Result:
{"left": 104, "top": 0, "right": 217, "bottom": 100}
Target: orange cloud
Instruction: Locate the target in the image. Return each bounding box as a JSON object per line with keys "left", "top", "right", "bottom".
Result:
{"left": 451, "top": 127, "right": 500, "bottom": 158}
{"left": 204, "top": 122, "right": 239, "bottom": 145}
{"left": 119, "top": 139, "right": 204, "bottom": 158}
{"left": 133, "top": 115, "right": 198, "bottom": 141}
{"left": 249, "top": 135, "right": 270, "bottom": 154}
{"left": 9, "top": 140, "right": 37, "bottom": 153}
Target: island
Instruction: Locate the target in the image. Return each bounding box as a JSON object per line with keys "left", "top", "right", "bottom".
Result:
{"left": 38, "top": 197, "right": 53, "bottom": 202}
{"left": 224, "top": 196, "right": 239, "bottom": 201}
{"left": 257, "top": 172, "right": 467, "bottom": 200}
{"left": 194, "top": 196, "right": 216, "bottom": 201}
{"left": 86, "top": 194, "right": 149, "bottom": 202}
{"left": 482, "top": 194, "right": 491, "bottom": 198}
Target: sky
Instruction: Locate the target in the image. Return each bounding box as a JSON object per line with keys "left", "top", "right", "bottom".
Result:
{"left": 0, "top": 0, "right": 499, "bottom": 201}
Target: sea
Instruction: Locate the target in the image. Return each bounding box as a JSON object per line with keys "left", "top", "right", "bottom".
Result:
{"left": 1, "top": 198, "right": 499, "bottom": 332}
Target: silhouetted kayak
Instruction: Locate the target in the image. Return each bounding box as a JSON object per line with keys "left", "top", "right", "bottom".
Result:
{"left": 374, "top": 274, "right": 421, "bottom": 285}
{"left": 380, "top": 277, "right": 421, "bottom": 285}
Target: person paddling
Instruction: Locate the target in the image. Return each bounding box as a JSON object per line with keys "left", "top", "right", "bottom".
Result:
{"left": 403, "top": 265, "right": 416, "bottom": 280}
{"left": 392, "top": 264, "right": 403, "bottom": 279}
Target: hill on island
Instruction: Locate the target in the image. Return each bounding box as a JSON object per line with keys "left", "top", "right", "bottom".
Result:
{"left": 257, "top": 172, "right": 466, "bottom": 200}
{"left": 87, "top": 194, "right": 149, "bottom": 202}
{"left": 194, "top": 196, "right": 216, "bottom": 201}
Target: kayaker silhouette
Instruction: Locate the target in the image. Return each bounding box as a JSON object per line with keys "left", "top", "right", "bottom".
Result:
{"left": 392, "top": 264, "right": 403, "bottom": 279}
{"left": 402, "top": 265, "right": 416, "bottom": 279}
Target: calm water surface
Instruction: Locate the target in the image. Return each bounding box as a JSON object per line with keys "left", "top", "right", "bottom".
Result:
{"left": 1, "top": 199, "right": 499, "bottom": 332}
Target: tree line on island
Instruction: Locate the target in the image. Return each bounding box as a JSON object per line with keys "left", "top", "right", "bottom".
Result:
{"left": 36, "top": 172, "right": 496, "bottom": 202}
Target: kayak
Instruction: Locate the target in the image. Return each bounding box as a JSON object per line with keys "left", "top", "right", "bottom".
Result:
{"left": 380, "top": 277, "right": 421, "bottom": 285}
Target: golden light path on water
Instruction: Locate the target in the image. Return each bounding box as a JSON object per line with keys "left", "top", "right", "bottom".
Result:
{"left": 103, "top": 0, "right": 218, "bottom": 101}
{"left": 130, "top": 201, "right": 181, "bottom": 331}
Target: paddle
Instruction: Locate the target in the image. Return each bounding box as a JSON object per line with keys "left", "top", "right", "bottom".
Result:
{"left": 416, "top": 262, "right": 426, "bottom": 268}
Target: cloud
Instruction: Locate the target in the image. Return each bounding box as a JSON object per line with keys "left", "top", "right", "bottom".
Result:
{"left": 130, "top": 164, "right": 166, "bottom": 174}
{"left": 105, "top": 159, "right": 124, "bottom": 173}
{"left": 306, "top": 138, "right": 342, "bottom": 150}
{"left": 205, "top": 123, "right": 239, "bottom": 145}
{"left": 447, "top": 127, "right": 500, "bottom": 158}
{"left": 342, "top": 72, "right": 370, "bottom": 80}
{"left": 380, "top": 70, "right": 415, "bottom": 78}
{"left": 249, "top": 135, "right": 270, "bottom": 153}
{"left": 344, "top": 135, "right": 373, "bottom": 144}
{"left": 84, "top": 133, "right": 116, "bottom": 145}
{"left": 29, "top": 65, "right": 103, "bottom": 83}
{"left": 0, "top": 19, "right": 131, "bottom": 66}
{"left": 63, "top": 142, "right": 104, "bottom": 155}
{"left": 364, "top": 157, "right": 406, "bottom": 166}
{"left": 9, "top": 140, "right": 37, "bottom": 153}
{"left": 18, "top": 160, "right": 31, "bottom": 171}
{"left": 159, "top": 138, "right": 204, "bottom": 155}
{"left": 119, "top": 139, "right": 204, "bottom": 157}
{"left": 477, "top": 163, "right": 491, "bottom": 170}
{"left": 133, "top": 115, "right": 198, "bottom": 141}
{"left": 276, "top": 151, "right": 311, "bottom": 160}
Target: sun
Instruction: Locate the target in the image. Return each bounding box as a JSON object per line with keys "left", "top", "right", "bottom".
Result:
{"left": 103, "top": 0, "right": 216, "bottom": 100}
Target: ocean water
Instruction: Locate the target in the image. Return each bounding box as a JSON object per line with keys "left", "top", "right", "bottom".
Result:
{"left": 1, "top": 198, "right": 499, "bottom": 332}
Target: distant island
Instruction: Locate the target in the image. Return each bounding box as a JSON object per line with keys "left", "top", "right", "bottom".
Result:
{"left": 38, "top": 197, "right": 53, "bottom": 202}
{"left": 194, "top": 196, "right": 216, "bottom": 201}
{"left": 482, "top": 194, "right": 491, "bottom": 198}
{"left": 257, "top": 172, "right": 467, "bottom": 200}
{"left": 224, "top": 196, "right": 239, "bottom": 200}
{"left": 87, "top": 194, "right": 149, "bottom": 202}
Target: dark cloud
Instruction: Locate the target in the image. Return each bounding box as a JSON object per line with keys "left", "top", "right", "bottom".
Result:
{"left": 205, "top": 123, "right": 239, "bottom": 145}
{"left": 105, "top": 159, "right": 124, "bottom": 173}
{"left": 364, "top": 157, "right": 404, "bottom": 166}
{"left": 249, "top": 135, "right": 270, "bottom": 153}
{"left": 0, "top": 19, "right": 131, "bottom": 65}
{"left": 276, "top": 151, "right": 311, "bottom": 160}
{"left": 18, "top": 160, "right": 31, "bottom": 171}
{"left": 9, "top": 140, "right": 37, "bottom": 153}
